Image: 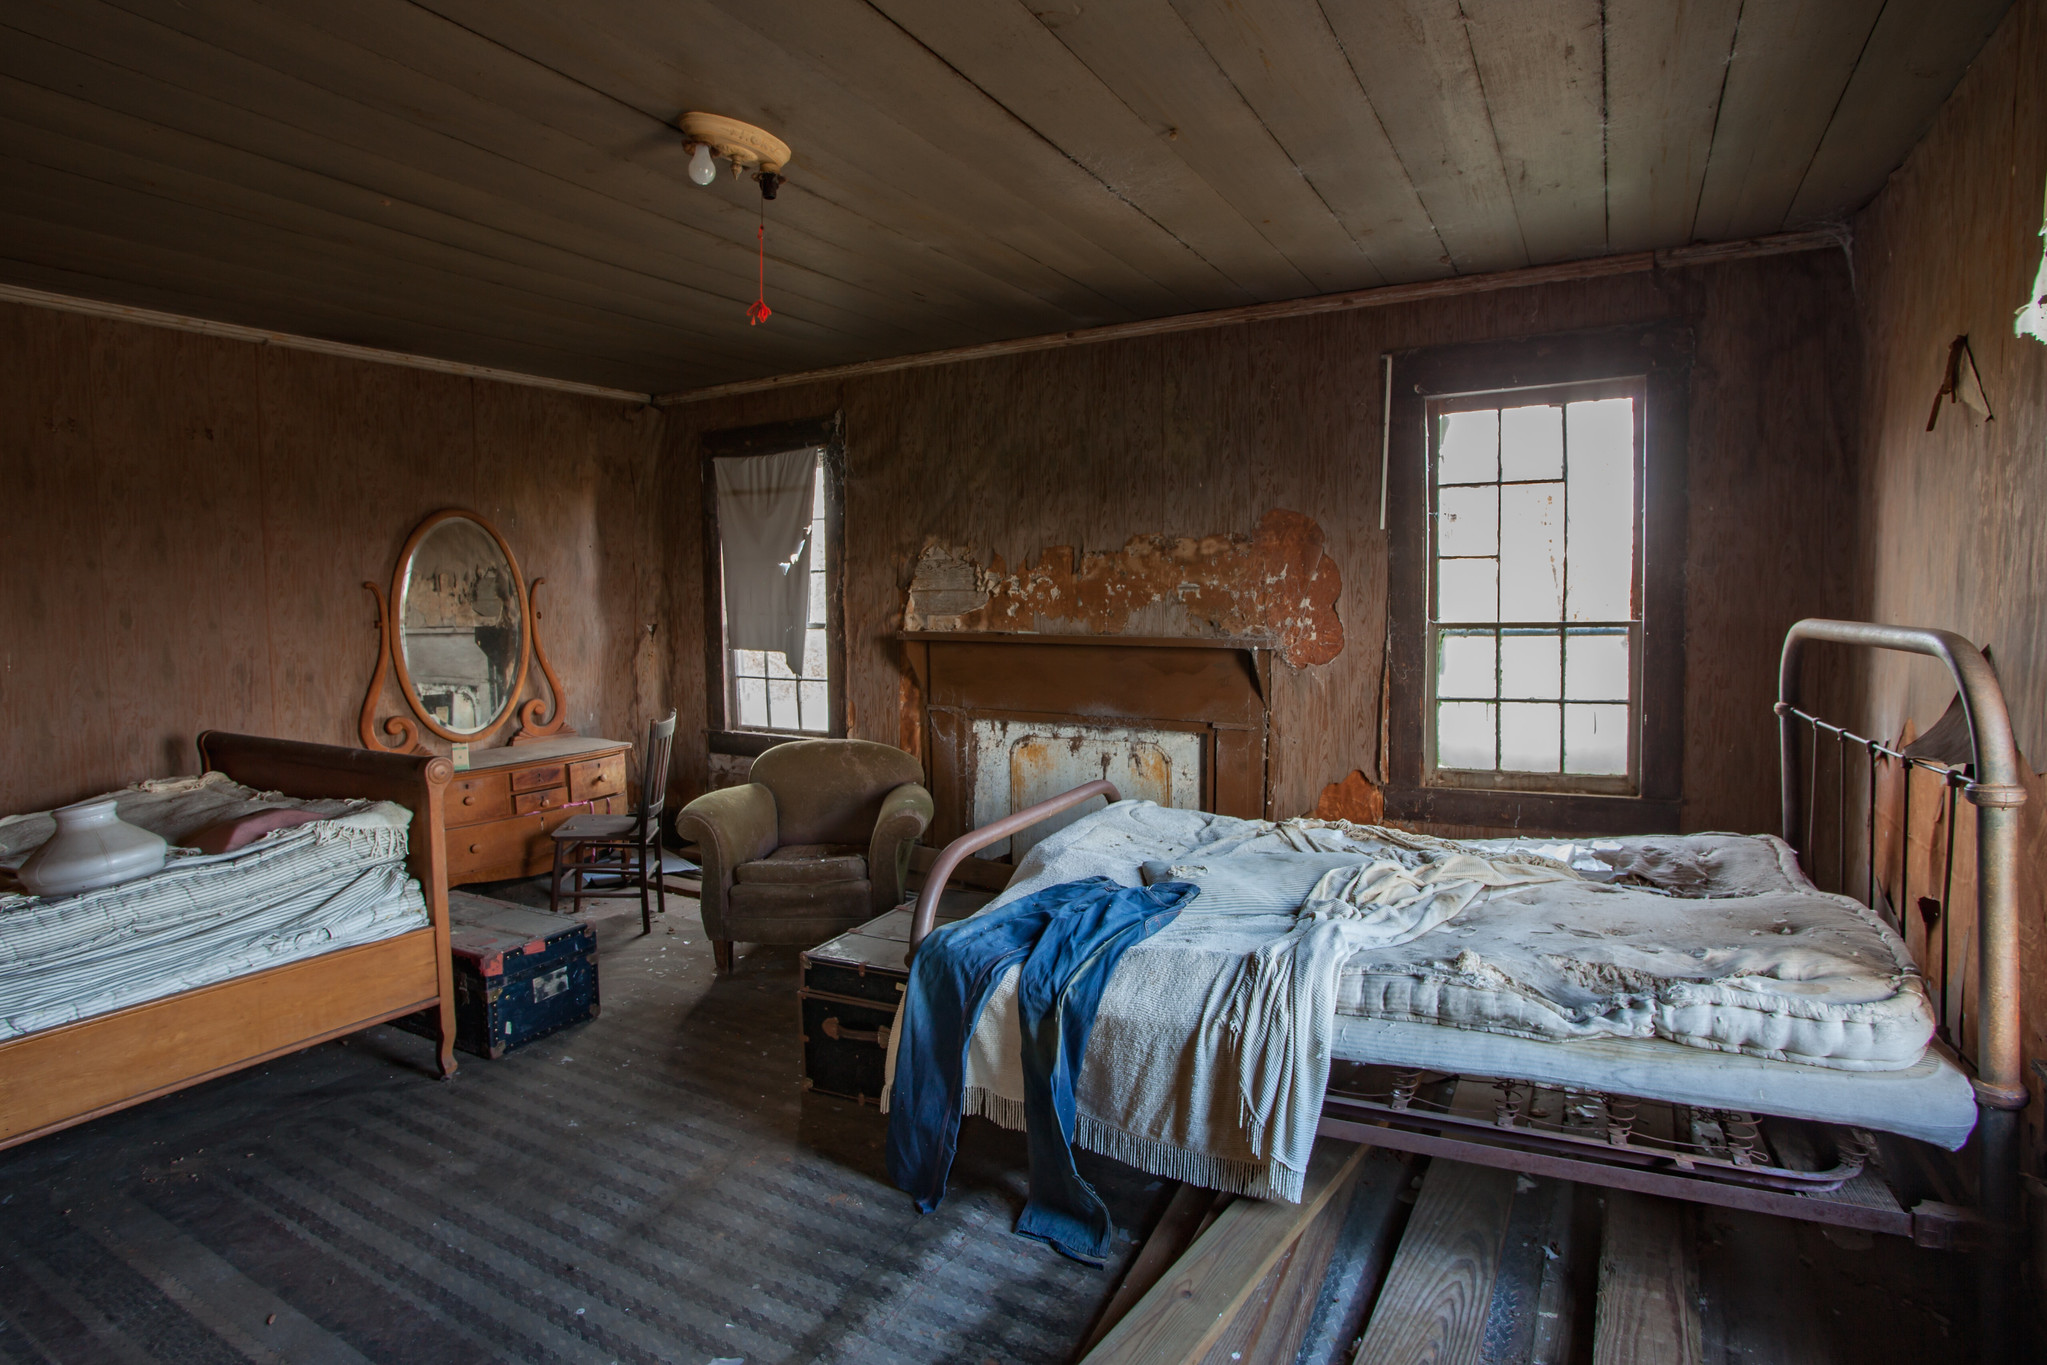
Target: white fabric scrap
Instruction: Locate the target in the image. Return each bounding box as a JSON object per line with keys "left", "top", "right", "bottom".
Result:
{"left": 714, "top": 446, "right": 818, "bottom": 674}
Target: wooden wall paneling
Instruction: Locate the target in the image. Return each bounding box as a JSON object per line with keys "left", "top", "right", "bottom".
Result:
{"left": 1602, "top": 0, "right": 1744, "bottom": 253}
{"left": 1460, "top": 0, "right": 1610, "bottom": 264}
{"left": 0, "top": 299, "right": 663, "bottom": 816}
{"left": 1852, "top": 0, "right": 2047, "bottom": 761}
{"left": 1787, "top": 0, "right": 2015, "bottom": 227}
{"left": 1678, "top": 255, "right": 1862, "bottom": 835}
{"left": 456, "top": 0, "right": 1218, "bottom": 319}
{"left": 1162, "top": 0, "right": 1444, "bottom": 284}
{"left": 0, "top": 196, "right": 684, "bottom": 396}
{"left": 1317, "top": 0, "right": 1527, "bottom": 274}
{"left": 92, "top": 0, "right": 1030, "bottom": 352}
{"left": 11, "top": 0, "right": 929, "bottom": 368}
{"left": 0, "top": 190, "right": 722, "bottom": 399}
{"left": 0, "top": 31, "right": 777, "bottom": 383}
{"left": 254, "top": 350, "right": 479, "bottom": 751}
{"left": 0, "top": 98, "right": 744, "bottom": 384}
{"left": 1015, "top": 0, "right": 1379, "bottom": 295}
{"left": 88, "top": 316, "right": 273, "bottom": 780}
{"left": 859, "top": 0, "right": 1297, "bottom": 304}
{"left": 1690, "top": 0, "right": 1888, "bottom": 241}
{"left": 0, "top": 305, "right": 119, "bottom": 806}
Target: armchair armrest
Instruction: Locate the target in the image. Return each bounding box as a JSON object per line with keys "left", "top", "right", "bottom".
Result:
{"left": 674, "top": 783, "right": 779, "bottom": 940}
{"left": 868, "top": 781, "right": 935, "bottom": 913}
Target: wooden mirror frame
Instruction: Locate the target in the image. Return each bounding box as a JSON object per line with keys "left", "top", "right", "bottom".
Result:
{"left": 359, "top": 508, "right": 575, "bottom": 754}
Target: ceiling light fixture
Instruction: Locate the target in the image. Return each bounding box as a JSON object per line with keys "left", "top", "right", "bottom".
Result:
{"left": 678, "top": 112, "right": 791, "bottom": 326}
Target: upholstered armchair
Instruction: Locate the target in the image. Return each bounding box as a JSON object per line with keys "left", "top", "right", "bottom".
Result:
{"left": 674, "top": 739, "right": 933, "bottom": 973}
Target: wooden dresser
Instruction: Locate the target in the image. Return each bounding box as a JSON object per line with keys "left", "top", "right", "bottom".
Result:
{"left": 445, "top": 735, "right": 632, "bottom": 885}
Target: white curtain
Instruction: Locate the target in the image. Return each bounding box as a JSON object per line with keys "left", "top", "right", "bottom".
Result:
{"left": 716, "top": 447, "right": 818, "bottom": 675}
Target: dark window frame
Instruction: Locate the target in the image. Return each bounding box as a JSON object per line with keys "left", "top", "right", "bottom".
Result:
{"left": 1384, "top": 323, "right": 1692, "bottom": 834}
{"left": 701, "top": 414, "right": 846, "bottom": 757}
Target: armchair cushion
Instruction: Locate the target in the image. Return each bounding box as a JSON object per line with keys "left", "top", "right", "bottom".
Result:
{"left": 734, "top": 845, "right": 867, "bottom": 884}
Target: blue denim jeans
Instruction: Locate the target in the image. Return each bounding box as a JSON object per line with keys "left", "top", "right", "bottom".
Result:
{"left": 886, "top": 876, "right": 1196, "bottom": 1263}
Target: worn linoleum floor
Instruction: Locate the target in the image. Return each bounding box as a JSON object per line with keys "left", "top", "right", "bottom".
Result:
{"left": 0, "top": 889, "right": 1162, "bottom": 1365}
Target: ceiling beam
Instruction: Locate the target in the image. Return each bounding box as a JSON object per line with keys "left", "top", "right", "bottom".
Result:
{"left": 657, "top": 226, "right": 1845, "bottom": 404}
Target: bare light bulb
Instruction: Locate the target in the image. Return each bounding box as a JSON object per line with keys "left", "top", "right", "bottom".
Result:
{"left": 687, "top": 142, "right": 717, "bottom": 187}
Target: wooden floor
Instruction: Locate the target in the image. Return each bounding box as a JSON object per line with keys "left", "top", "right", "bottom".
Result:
{"left": 1081, "top": 1144, "right": 1978, "bottom": 1365}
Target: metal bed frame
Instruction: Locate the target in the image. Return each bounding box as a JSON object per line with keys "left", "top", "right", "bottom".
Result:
{"left": 905, "top": 619, "right": 2024, "bottom": 1358}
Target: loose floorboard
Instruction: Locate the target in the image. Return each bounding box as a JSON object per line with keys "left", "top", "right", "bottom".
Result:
{"left": 0, "top": 886, "right": 1162, "bottom": 1365}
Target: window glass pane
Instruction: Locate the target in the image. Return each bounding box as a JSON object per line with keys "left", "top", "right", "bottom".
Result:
{"left": 1499, "top": 482, "right": 1563, "bottom": 620}
{"left": 1565, "top": 398, "right": 1634, "bottom": 621}
{"left": 801, "top": 627, "right": 827, "bottom": 680}
{"left": 1436, "top": 702, "right": 1496, "bottom": 769}
{"left": 1565, "top": 630, "right": 1629, "bottom": 701}
{"left": 1500, "top": 630, "right": 1560, "bottom": 699}
{"left": 1437, "top": 558, "right": 1497, "bottom": 622}
{"left": 1500, "top": 702, "right": 1561, "bottom": 772}
{"left": 1437, "top": 630, "right": 1496, "bottom": 700}
{"left": 1437, "top": 410, "right": 1498, "bottom": 484}
{"left": 798, "top": 680, "right": 828, "bottom": 733}
{"left": 809, "top": 566, "right": 827, "bottom": 624}
{"left": 1438, "top": 485, "right": 1498, "bottom": 557}
{"left": 1500, "top": 404, "right": 1563, "bottom": 481}
{"left": 1565, "top": 703, "right": 1630, "bottom": 774}
{"left": 734, "top": 676, "right": 768, "bottom": 729}
{"left": 767, "top": 677, "right": 799, "bottom": 730}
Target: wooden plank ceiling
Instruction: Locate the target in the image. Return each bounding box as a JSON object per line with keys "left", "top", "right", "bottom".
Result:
{"left": 0, "top": 0, "right": 2011, "bottom": 394}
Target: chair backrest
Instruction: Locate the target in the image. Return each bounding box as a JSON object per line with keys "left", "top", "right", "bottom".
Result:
{"left": 749, "top": 739, "right": 923, "bottom": 846}
{"left": 637, "top": 710, "right": 678, "bottom": 832}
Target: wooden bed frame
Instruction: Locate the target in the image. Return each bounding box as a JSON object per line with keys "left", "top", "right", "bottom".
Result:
{"left": 0, "top": 733, "right": 459, "bottom": 1151}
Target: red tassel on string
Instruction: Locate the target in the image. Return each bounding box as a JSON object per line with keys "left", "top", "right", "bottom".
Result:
{"left": 747, "top": 220, "right": 772, "bottom": 326}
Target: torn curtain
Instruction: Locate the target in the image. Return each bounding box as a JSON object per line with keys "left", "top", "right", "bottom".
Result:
{"left": 716, "top": 447, "right": 817, "bottom": 675}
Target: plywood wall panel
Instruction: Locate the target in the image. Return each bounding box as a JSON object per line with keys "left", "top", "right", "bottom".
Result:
{"left": 666, "top": 253, "right": 1859, "bottom": 833}
{"left": 1847, "top": 0, "right": 2047, "bottom": 1151}
{"left": 0, "top": 298, "right": 664, "bottom": 815}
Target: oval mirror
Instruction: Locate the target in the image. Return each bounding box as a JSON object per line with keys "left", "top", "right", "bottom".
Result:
{"left": 392, "top": 511, "right": 530, "bottom": 739}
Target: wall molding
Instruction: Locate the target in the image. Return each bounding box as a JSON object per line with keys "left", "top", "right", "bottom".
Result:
{"left": 658, "top": 227, "right": 1848, "bottom": 405}
{"left": 0, "top": 282, "right": 655, "bottom": 405}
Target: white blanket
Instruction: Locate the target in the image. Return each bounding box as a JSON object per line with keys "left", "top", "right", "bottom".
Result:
{"left": 931, "top": 801, "right": 1934, "bottom": 1202}
{"left": 0, "top": 774, "right": 428, "bottom": 1040}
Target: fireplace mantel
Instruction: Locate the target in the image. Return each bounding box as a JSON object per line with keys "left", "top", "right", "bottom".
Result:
{"left": 900, "top": 632, "right": 1274, "bottom": 845}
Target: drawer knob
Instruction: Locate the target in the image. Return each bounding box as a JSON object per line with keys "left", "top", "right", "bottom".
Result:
{"left": 468, "top": 843, "right": 481, "bottom": 854}
{"left": 462, "top": 795, "right": 476, "bottom": 806}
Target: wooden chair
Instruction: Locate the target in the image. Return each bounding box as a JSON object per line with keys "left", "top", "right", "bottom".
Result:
{"left": 548, "top": 710, "right": 677, "bottom": 934}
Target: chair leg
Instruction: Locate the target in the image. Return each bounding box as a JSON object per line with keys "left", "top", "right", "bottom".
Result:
{"left": 654, "top": 841, "right": 668, "bottom": 922}
{"left": 638, "top": 839, "right": 652, "bottom": 936}
{"left": 713, "top": 940, "right": 734, "bottom": 975}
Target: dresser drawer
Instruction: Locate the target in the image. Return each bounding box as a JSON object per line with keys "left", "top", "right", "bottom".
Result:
{"left": 571, "top": 753, "right": 628, "bottom": 804}
{"left": 513, "top": 787, "right": 569, "bottom": 816}
{"left": 448, "top": 774, "right": 512, "bottom": 827}
{"left": 509, "top": 763, "right": 567, "bottom": 794}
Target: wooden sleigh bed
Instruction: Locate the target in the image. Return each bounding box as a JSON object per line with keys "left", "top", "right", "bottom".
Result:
{"left": 0, "top": 733, "right": 459, "bottom": 1152}
{"left": 906, "top": 619, "right": 2027, "bottom": 1361}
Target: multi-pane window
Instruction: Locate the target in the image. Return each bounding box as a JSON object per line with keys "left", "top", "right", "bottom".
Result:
{"left": 725, "top": 453, "right": 829, "bottom": 733}
{"left": 1427, "top": 379, "right": 1644, "bottom": 791}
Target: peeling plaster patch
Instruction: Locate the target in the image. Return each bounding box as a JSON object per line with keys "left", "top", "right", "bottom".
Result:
{"left": 904, "top": 509, "right": 1343, "bottom": 666}
{"left": 1313, "top": 770, "right": 1384, "bottom": 825}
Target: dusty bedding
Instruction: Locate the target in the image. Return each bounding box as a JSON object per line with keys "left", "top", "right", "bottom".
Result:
{"left": 932, "top": 803, "right": 1970, "bottom": 1193}
{"left": 0, "top": 773, "right": 428, "bottom": 1041}
{"left": 1105, "top": 809, "right": 1931, "bottom": 1069}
